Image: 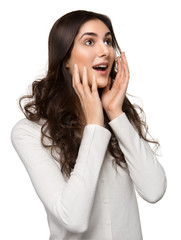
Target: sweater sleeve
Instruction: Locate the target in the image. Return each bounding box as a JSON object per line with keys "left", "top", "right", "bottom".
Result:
{"left": 11, "top": 119, "right": 111, "bottom": 233}
{"left": 109, "top": 112, "right": 167, "bottom": 203}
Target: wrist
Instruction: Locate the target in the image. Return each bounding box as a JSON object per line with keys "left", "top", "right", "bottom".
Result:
{"left": 86, "top": 119, "right": 104, "bottom": 127}
{"left": 106, "top": 109, "right": 123, "bottom": 121}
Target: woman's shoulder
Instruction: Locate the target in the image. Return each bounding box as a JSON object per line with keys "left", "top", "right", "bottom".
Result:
{"left": 11, "top": 118, "right": 46, "bottom": 141}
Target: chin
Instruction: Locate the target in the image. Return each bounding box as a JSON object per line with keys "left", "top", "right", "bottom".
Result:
{"left": 96, "top": 78, "right": 109, "bottom": 88}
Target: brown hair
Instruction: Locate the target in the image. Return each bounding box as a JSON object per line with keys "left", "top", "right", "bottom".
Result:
{"left": 20, "top": 10, "right": 159, "bottom": 178}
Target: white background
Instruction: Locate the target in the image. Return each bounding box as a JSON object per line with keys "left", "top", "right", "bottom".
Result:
{"left": 0, "top": 0, "right": 180, "bottom": 239}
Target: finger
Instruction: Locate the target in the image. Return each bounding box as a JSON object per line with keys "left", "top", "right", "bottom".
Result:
{"left": 82, "top": 66, "right": 91, "bottom": 95}
{"left": 73, "top": 64, "right": 84, "bottom": 97}
{"left": 91, "top": 74, "right": 97, "bottom": 93}
{"left": 124, "top": 62, "right": 130, "bottom": 83}
{"left": 113, "top": 56, "right": 123, "bottom": 88}
{"left": 92, "top": 74, "right": 100, "bottom": 97}
{"left": 120, "top": 56, "right": 125, "bottom": 80}
{"left": 122, "top": 52, "right": 127, "bottom": 64}
{"left": 72, "top": 64, "right": 79, "bottom": 90}
{"left": 122, "top": 52, "right": 130, "bottom": 78}
{"left": 116, "top": 56, "right": 122, "bottom": 80}
{"left": 120, "top": 63, "right": 129, "bottom": 93}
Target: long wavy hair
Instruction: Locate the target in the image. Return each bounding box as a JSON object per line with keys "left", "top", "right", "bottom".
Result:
{"left": 20, "top": 10, "right": 159, "bottom": 178}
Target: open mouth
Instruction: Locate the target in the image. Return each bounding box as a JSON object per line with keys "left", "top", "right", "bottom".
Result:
{"left": 92, "top": 64, "right": 108, "bottom": 72}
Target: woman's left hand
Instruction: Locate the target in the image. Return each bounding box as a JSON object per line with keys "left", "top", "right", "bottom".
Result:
{"left": 101, "top": 52, "right": 130, "bottom": 121}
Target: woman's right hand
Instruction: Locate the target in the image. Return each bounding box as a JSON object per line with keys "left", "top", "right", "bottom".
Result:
{"left": 72, "top": 64, "right": 104, "bottom": 127}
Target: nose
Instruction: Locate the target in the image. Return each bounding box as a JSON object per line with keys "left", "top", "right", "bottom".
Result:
{"left": 97, "top": 42, "right": 109, "bottom": 58}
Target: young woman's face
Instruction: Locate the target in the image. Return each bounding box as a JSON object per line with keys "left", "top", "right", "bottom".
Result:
{"left": 66, "top": 19, "right": 115, "bottom": 88}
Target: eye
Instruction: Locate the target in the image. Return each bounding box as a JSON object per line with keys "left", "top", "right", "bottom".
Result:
{"left": 104, "top": 38, "right": 112, "bottom": 46}
{"left": 85, "top": 39, "right": 94, "bottom": 46}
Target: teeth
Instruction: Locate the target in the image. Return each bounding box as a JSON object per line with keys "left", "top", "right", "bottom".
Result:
{"left": 98, "top": 65, "right": 107, "bottom": 67}
{"left": 93, "top": 64, "right": 108, "bottom": 69}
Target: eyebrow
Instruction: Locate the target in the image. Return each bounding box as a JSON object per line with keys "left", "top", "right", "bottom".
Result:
{"left": 79, "top": 31, "right": 112, "bottom": 40}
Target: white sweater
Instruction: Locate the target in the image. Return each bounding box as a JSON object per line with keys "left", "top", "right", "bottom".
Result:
{"left": 11, "top": 112, "right": 167, "bottom": 240}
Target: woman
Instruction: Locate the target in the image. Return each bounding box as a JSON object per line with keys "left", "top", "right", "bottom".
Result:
{"left": 11, "top": 10, "right": 167, "bottom": 240}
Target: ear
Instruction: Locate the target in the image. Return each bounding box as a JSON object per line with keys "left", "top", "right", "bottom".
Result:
{"left": 65, "top": 60, "right": 69, "bottom": 69}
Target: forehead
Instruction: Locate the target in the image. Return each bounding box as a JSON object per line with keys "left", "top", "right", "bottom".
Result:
{"left": 77, "top": 19, "right": 110, "bottom": 37}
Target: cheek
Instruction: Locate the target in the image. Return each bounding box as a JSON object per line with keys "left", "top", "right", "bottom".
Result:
{"left": 72, "top": 48, "right": 90, "bottom": 64}
{"left": 111, "top": 50, "right": 116, "bottom": 64}
{"left": 68, "top": 50, "right": 91, "bottom": 75}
